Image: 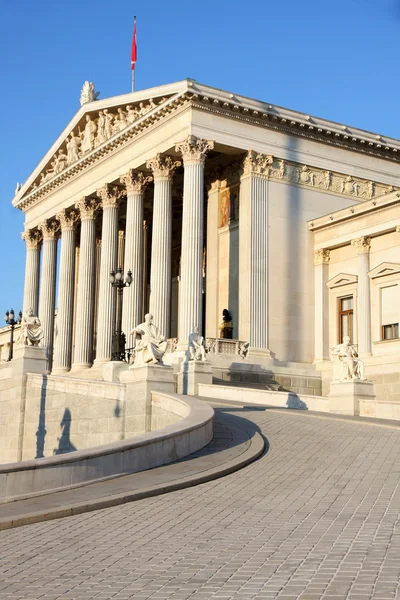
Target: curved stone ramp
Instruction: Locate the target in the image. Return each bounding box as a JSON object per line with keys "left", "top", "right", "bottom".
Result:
{"left": 0, "top": 410, "right": 265, "bottom": 530}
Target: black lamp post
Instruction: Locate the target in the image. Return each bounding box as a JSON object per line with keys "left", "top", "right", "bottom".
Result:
{"left": 109, "top": 267, "right": 132, "bottom": 361}
{"left": 4, "top": 309, "right": 22, "bottom": 361}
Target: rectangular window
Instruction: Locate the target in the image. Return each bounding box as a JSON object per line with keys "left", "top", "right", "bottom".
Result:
{"left": 338, "top": 296, "right": 354, "bottom": 344}
{"left": 381, "top": 285, "right": 399, "bottom": 340}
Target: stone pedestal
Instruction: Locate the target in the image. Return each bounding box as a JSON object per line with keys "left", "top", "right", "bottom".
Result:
{"left": 102, "top": 361, "right": 129, "bottom": 383}
{"left": 178, "top": 360, "right": 213, "bottom": 396}
{"left": 12, "top": 345, "right": 47, "bottom": 376}
{"left": 328, "top": 380, "right": 375, "bottom": 416}
{"left": 120, "top": 364, "right": 175, "bottom": 435}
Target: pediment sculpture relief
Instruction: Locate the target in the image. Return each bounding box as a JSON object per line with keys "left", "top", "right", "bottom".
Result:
{"left": 29, "top": 96, "right": 167, "bottom": 191}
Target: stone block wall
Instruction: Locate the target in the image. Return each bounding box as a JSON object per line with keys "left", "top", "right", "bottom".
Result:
{"left": 212, "top": 367, "right": 322, "bottom": 397}
{"left": 0, "top": 363, "right": 23, "bottom": 464}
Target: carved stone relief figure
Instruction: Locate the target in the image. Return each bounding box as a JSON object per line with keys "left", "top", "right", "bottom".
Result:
{"left": 66, "top": 133, "right": 81, "bottom": 165}
{"left": 96, "top": 110, "right": 107, "bottom": 146}
{"left": 80, "top": 115, "right": 97, "bottom": 154}
{"left": 341, "top": 176, "right": 355, "bottom": 195}
{"left": 126, "top": 104, "right": 138, "bottom": 123}
{"left": 53, "top": 149, "right": 68, "bottom": 174}
{"left": 103, "top": 109, "right": 114, "bottom": 139}
{"left": 299, "top": 165, "right": 311, "bottom": 185}
{"left": 115, "top": 108, "right": 128, "bottom": 132}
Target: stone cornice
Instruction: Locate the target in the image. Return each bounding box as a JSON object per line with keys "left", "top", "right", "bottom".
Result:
{"left": 146, "top": 154, "right": 181, "bottom": 180}
{"left": 21, "top": 229, "right": 42, "bottom": 249}
{"left": 120, "top": 169, "right": 153, "bottom": 194}
{"left": 175, "top": 135, "right": 214, "bottom": 165}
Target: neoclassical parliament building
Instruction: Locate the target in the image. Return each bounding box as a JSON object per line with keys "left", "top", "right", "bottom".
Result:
{"left": 6, "top": 79, "right": 400, "bottom": 403}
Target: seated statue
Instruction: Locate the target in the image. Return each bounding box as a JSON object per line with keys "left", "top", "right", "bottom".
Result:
{"left": 129, "top": 313, "right": 167, "bottom": 366}
{"left": 331, "top": 336, "right": 366, "bottom": 381}
{"left": 188, "top": 326, "right": 207, "bottom": 361}
{"left": 17, "top": 309, "right": 43, "bottom": 346}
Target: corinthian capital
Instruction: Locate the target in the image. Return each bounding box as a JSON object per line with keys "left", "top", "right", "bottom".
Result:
{"left": 242, "top": 151, "right": 274, "bottom": 178}
{"left": 21, "top": 228, "right": 42, "bottom": 249}
{"left": 75, "top": 197, "right": 100, "bottom": 220}
{"left": 97, "top": 184, "right": 124, "bottom": 208}
{"left": 56, "top": 208, "right": 78, "bottom": 231}
{"left": 121, "top": 169, "right": 153, "bottom": 194}
{"left": 175, "top": 135, "right": 214, "bottom": 165}
{"left": 314, "top": 248, "right": 330, "bottom": 265}
{"left": 39, "top": 219, "right": 60, "bottom": 240}
{"left": 351, "top": 236, "right": 371, "bottom": 254}
{"left": 146, "top": 154, "right": 181, "bottom": 181}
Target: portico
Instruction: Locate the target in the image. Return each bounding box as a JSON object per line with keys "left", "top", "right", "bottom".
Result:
{"left": 12, "top": 79, "right": 400, "bottom": 383}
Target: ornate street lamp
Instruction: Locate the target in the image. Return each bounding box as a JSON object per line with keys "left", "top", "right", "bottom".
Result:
{"left": 109, "top": 267, "right": 132, "bottom": 361}
{"left": 4, "top": 309, "right": 22, "bottom": 361}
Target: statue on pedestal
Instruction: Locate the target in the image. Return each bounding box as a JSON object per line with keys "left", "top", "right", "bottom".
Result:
{"left": 188, "top": 326, "right": 207, "bottom": 361}
{"left": 219, "top": 309, "right": 233, "bottom": 339}
{"left": 16, "top": 309, "right": 43, "bottom": 347}
{"left": 129, "top": 313, "right": 167, "bottom": 366}
{"left": 331, "top": 336, "right": 366, "bottom": 381}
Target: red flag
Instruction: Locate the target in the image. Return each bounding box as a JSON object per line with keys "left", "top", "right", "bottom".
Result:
{"left": 131, "top": 17, "right": 137, "bottom": 71}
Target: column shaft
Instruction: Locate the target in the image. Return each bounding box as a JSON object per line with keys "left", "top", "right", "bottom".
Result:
{"left": 178, "top": 162, "right": 205, "bottom": 342}
{"left": 205, "top": 181, "right": 220, "bottom": 338}
{"left": 53, "top": 212, "right": 77, "bottom": 372}
{"left": 39, "top": 221, "right": 59, "bottom": 372}
{"left": 21, "top": 230, "right": 41, "bottom": 315}
{"left": 95, "top": 186, "right": 121, "bottom": 362}
{"left": 122, "top": 192, "right": 144, "bottom": 342}
{"left": 146, "top": 156, "right": 180, "bottom": 338}
{"left": 352, "top": 237, "right": 372, "bottom": 356}
{"left": 314, "top": 249, "right": 330, "bottom": 362}
{"left": 238, "top": 151, "right": 273, "bottom": 354}
{"left": 73, "top": 200, "right": 98, "bottom": 367}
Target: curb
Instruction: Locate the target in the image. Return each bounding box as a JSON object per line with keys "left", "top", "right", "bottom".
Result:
{"left": 0, "top": 416, "right": 265, "bottom": 530}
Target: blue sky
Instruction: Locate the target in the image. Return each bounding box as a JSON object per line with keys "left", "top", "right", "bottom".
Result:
{"left": 0, "top": 0, "right": 399, "bottom": 313}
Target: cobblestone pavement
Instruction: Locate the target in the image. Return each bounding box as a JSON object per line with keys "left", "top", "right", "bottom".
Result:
{"left": 1, "top": 407, "right": 400, "bottom": 600}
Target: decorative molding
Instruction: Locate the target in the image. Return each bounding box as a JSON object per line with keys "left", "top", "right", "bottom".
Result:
{"left": 241, "top": 151, "right": 274, "bottom": 178}
{"left": 314, "top": 248, "right": 330, "bottom": 265}
{"left": 56, "top": 208, "right": 78, "bottom": 230}
{"left": 39, "top": 219, "right": 60, "bottom": 241}
{"left": 351, "top": 236, "right": 371, "bottom": 254}
{"left": 368, "top": 262, "right": 400, "bottom": 279}
{"left": 175, "top": 135, "right": 214, "bottom": 165}
{"left": 326, "top": 273, "right": 358, "bottom": 289}
{"left": 21, "top": 229, "right": 42, "bottom": 249}
{"left": 96, "top": 184, "right": 125, "bottom": 208}
{"left": 120, "top": 169, "right": 153, "bottom": 194}
{"left": 146, "top": 154, "right": 181, "bottom": 180}
{"left": 75, "top": 197, "right": 100, "bottom": 220}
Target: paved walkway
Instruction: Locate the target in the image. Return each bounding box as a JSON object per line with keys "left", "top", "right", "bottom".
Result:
{"left": 1, "top": 405, "right": 400, "bottom": 600}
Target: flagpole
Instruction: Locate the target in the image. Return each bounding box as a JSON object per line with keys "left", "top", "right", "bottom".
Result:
{"left": 131, "top": 15, "right": 136, "bottom": 93}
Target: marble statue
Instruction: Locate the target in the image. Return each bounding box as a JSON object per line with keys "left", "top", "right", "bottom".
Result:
{"left": 115, "top": 108, "right": 128, "bottom": 132}
{"left": 53, "top": 149, "right": 68, "bottom": 174}
{"left": 126, "top": 105, "right": 138, "bottom": 123}
{"left": 331, "top": 336, "right": 366, "bottom": 381}
{"left": 129, "top": 313, "right": 168, "bottom": 366}
{"left": 80, "top": 81, "right": 100, "bottom": 106}
{"left": 188, "top": 326, "right": 207, "bottom": 361}
{"left": 96, "top": 111, "right": 107, "bottom": 146}
{"left": 80, "top": 115, "right": 97, "bottom": 154}
{"left": 103, "top": 109, "right": 114, "bottom": 139}
{"left": 17, "top": 309, "right": 43, "bottom": 347}
{"left": 66, "top": 133, "right": 81, "bottom": 165}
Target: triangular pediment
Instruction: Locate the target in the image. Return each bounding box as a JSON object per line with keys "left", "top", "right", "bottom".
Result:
{"left": 327, "top": 273, "right": 358, "bottom": 288}
{"left": 12, "top": 80, "right": 191, "bottom": 209}
{"left": 368, "top": 262, "right": 400, "bottom": 279}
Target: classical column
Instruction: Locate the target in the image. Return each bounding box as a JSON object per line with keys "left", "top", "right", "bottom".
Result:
{"left": 94, "top": 184, "right": 122, "bottom": 363}
{"left": 73, "top": 198, "right": 99, "bottom": 368}
{"left": 175, "top": 136, "right": 214, "bottom": 347}
{"left": 314, "top": 248, "right": 330, "bottom": 362}
{"left": 39, "top": 219, "right": 60, "bottom": 372}
{"left": 21, "top": 229, "right": 42, "bottom": 316}
{"left": 53, "top": 209, "right": 78, "bottom": 373}
{"left": 142, "top": 221, "right": 149, "bottom": 320}
{"left": 238, "top": 151, "right": 273, "bottom": 356}
{"left": 120, "top": 170, "right": 152, "bottom": 345}
{"left": 351, "top": 236, "right": 372, "bottom": 356}
{"left": 205, "top": 178, "right": 220, "bottom": 338}
{"left": 146, "top": 154, "right": 180, "bottom": 338}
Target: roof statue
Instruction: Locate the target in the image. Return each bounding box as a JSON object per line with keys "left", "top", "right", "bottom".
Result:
{"left": 80, "top": 81, "right": 100, "bottom": 106}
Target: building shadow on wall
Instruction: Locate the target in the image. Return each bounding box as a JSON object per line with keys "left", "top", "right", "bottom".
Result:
{"left": 54, "top": 408, "right": 77, "bottom": 455}
{"left": 35, "top": 375, "right": 48, "bottom": 459}
{"left": 214, "top": 362, "right": 289, "bottom": 392}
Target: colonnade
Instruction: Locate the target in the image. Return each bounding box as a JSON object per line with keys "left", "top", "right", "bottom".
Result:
{"left": 21, "top": 136, "right": 216, "bottom": 373}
